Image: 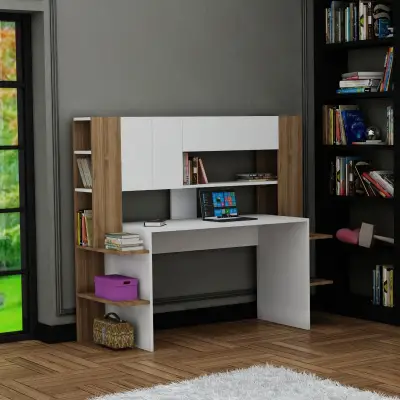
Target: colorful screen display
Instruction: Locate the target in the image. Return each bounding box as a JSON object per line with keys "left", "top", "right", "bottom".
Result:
{"left": 201, "top": 191, "right": 238, "bottom": 218}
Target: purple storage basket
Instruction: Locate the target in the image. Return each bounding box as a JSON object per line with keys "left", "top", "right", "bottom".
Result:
{"left": 94, "top": 275, "right": 139, "bottom": 301}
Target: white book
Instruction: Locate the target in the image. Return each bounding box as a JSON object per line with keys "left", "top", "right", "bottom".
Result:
{"left": 82, "top": 158, "right": 92, "bottom": 188}
{"left": 77, "top": 158, "right": 88, "bottom": 188}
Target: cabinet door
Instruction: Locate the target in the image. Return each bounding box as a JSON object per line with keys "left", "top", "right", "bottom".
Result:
{"left": 182, "top": 116, "right": 279, "bottom": 151}
{"left": 121, "top": 118, "right": 153, "bottom": 191}
{"left": 152, "top": 118, "right": 183, "bottom": 190}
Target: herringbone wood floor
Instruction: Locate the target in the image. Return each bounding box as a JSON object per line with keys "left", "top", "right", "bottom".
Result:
{"left": 1, "top": 313, "right": 400, "bottom": 399}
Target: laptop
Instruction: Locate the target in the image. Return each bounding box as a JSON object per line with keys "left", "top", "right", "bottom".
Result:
{"left": 199, "top": 189, "right": 258, "bottom": 223}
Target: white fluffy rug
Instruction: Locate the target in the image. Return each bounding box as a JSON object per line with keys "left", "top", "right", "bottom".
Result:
{"left": 91, "top": 365, "right": 398, "bottom": 400}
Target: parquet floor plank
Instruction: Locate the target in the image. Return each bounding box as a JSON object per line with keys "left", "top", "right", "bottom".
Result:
{"left": 0, "top": 314, "right": 400, "bottom": 399}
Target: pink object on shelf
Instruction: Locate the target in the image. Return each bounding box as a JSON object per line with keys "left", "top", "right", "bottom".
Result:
{"left": 94, "top": 275, "right": 139, "bottom": 301}
{"left": 336, "top": 228, "right": 360, "bottom": 245}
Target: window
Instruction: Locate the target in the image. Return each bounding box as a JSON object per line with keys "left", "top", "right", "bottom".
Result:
{"left": 0, "top": 15, "right": 35, "bottom": 338}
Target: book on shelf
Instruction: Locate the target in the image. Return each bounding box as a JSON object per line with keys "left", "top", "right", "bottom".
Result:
{"left": 76, "top": 157, "right": 93, "bottom": 189}
{"left": 323, "top": 104, "right": 392, "bottom": 145}
{"left": 183, "top": 153, "right": 208, "bottom": 185}
{"left": 330, "top": 158, "right": 394, "bottom": 197}
{"left": 336, "top": 71, "right": 383, "bottom": 94}
{"left": 77, "top": 209, "right": 93, "bottom": 247}
{"left": 373, "top": 265, "right": 394, "bottom": 307}
{"left": 144, "top": 219, "right": 166, "bottom": 227}
{"left": 380, "top": 46, "right": 394, "bottom": 92}
{"left": 323, "top": 105, "right": 366, "bottom": 144}
{"left": 386, "top": 106, "right": 394, "bottom": 145}
{"left": 236, "top": 173, "right": 277, "bottom": 181}
{"left": 104, "top": 232, "right": 143, "bottom": 252}
{"left": 325, "top": 1, "right": 392, "bottom": 43}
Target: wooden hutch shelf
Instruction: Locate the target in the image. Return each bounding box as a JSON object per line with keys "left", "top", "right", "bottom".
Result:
{"left": 77, "top": 293, "right": 150, "bottom": 307}
{"left": 76, "top": 246, "right": 149, "bottom": 255}
{"left": 310, "top": 278, "right": 334, "bottom": 287}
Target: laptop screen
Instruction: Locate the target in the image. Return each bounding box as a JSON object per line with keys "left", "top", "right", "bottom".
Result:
{"left": 200, "top": 190, "right": 239, "bottom": 219}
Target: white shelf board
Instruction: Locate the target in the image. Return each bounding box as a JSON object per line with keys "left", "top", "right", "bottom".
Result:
{"left": 181, "top": 180, "right": 278, "bottom": 189}
{"left": 75, "top": 188, "right": 92, "bottom": 193}
{"left": 73, "top": 117, "right": 91, "bottom": 121}
{"left": 74, "top": 150, "right": 92, "bottom": 155}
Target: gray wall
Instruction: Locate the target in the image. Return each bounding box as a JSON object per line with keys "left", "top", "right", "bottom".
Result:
{"left": 56, "top": 0, "right": 303, "bottom": 315}
{"left": 0, "top": 0, "right": 303, "bottom": 324}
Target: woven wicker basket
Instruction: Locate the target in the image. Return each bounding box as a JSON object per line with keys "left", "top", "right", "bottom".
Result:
{"left": 93, "top": 313, "right": 134, "bottom": 349}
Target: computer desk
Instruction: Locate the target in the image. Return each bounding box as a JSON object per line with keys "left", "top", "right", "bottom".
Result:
{"left": 104, "top": 214, "right": 310, "bottom": 352}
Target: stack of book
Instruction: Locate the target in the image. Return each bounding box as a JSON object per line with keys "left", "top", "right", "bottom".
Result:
{"left": 183, "top": 154, "right": 208, "bottom": 185}
{"left": 325, "top": 1, "right": 392, "bottom": 43}
{"left": 105, "top": 232, "right": 144, "bottom": 252}
{"left": 372, "top": 265, "right": 394, "bottom": 307}
{"left": 76, "top": 157, "right": 93, "bottom": 189}
{"left": 330, "top": 158, "right": 393, "bottom": 198}
{"left": 323, "top": 105, "right": 366, "bottom": 144}
{"left": 76, "top": 209, "right": 93, "bottom": 247}
{"left": 337, "top": 72, "right": 383, "bottom": 94}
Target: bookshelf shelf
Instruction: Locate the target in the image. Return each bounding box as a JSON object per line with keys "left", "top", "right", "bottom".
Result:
{"left": 309, "top": 233, "right": 333, "bottom": 240}
{"left": 181, "top": 180, "right": 278, "bottom": 189}
{"left": 323, "top": 145, "right": 394, "bottom": 151}
{"left": 332, "top": 92, "right": 393, "bottom": 101}
{"left": 74, "top": 150, "right": 92, "bottom": 155}
{"left": 325, "top": 38, "right": 394, "bottom": 51}
{"left": 77, "top": 292, "right": 150, "bottom": 307}
{"left": 310, "top": 278, "right": 333, "bottom": 287}
{"left": 76, "top": 246, "right": 149, "bottom": 255}
{"left": 75, "top": 188, "right": 92, "bottom": 193}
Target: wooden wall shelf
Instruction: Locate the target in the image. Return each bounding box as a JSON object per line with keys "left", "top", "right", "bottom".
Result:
{"left": 77, "top": 292, "right": 150, "bottom": 307}
{"left": 76, "top": 246, "right": 149, "bottom": 255}
{"left": 310, "top": 278, "right": 334, "bottom": 287}
{"left": 75, "top": 188, "right": 92, "bottom": 193}
{"left": 309, "top": 233, "right": 333, "bottom": 240}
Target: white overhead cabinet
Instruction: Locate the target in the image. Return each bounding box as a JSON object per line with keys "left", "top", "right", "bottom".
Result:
{"left": 120, "top": 116, "right": 279, "bottom": 191}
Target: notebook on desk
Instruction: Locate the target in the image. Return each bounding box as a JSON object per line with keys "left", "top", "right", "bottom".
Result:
{"left": 199, "top": 189, "right": 258, "bottom": 223}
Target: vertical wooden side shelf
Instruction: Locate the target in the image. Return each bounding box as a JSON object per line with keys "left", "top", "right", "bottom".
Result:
{"left": 72, "top": 117, "right": 123, "bottom": 342}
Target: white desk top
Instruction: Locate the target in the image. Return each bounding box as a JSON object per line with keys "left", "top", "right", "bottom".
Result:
{"left": 123, "top": 214, "right": 308, "bottom": 234}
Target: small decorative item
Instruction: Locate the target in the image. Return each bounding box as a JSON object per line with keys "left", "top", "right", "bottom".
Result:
{"left": 366, "top": 126, "right": 381, "bottom": 141}
{"left": 93, "top": 313, "right": 134, "bottom": 349}
{"left": 373, "top": 4, "right": 391, "bottom": 38}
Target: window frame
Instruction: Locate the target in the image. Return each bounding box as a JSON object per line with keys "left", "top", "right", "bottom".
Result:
{"left": 0, "top": 13, "right": 37, "bottom": 341}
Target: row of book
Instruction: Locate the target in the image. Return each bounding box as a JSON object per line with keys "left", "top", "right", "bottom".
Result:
{"left": 336, "top": 71, "right": 384, "bottom": 94}
{"left": 105, "top": 232, "right": 144, "bottom": 252}
{"left": 183, "top": 154, "right": 209, "bottom": 185}
{"left": 76, "top": 157, "right": 93, "bottom": 189}
{"left": 330, "top": 158, "right": 393, "bottom": 198}
{"left": 325, "top": 1, "right": 392, "bottom": 44}
{"left": 76, "top": 209, "right": 93, "bottom": 247}
{"left": 323, "top": 104, "right": 366, "bottom": 145}
{"left": 372, "top": 265, "right": 394, "bottom": 307}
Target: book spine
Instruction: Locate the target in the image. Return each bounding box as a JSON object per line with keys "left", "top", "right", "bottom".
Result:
{"left": 382, "top": 266, "right": 388, "bottom": 307}
{"left": 336, "top": 157, "right": 341, "bottom": 195}
{"left": 376, "top": 266, "right": 381, "bottom": 305}
{"left": 389, "top": 268, "right": 394, "bottom": 307}
{"left": 354, "top": 3, "right": 358, "bottom": 40}
{"left": 367, "top": 2, "right": 373, "bottom": 39}
{"left": 348, "top": 160, "right": 355, "bottom": 196}
{"left": 192, "top": 157, "right": 198, "bottom": 185}
{"left": 330, "top": 161, "right": 336, "bottom": 195}
{"left": 336, "top": 87, "right": 377, "bottom": 93}
{"left": 77, "top": 159, "right": 88, "bottom": 188}
{"left": 372, "top": 269, "right": 376, "bottom": 305}
{"left": 359, "top": 1, "right": 364, "bottom": 40}
{"left": 340, "top": 157, "right": 346, "bottom": 196}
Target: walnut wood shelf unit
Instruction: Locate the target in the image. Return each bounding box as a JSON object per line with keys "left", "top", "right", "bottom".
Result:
{"left": 73, "top": 117, "right": 151, "bottom": 343}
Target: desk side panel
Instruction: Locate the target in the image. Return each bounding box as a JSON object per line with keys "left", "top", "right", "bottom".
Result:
{"left": 257, "top": 221, "right": 310, "bottom": 330}
{"left": 104, "top": 231, "right": 154, "bottom": 351}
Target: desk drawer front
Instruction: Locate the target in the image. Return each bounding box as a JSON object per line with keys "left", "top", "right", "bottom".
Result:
{"left": 152, "top": 227, "right": 258, "bottom": 254}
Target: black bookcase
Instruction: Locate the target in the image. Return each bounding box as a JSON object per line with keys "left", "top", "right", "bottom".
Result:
{"left": 312, "top": 0, "right": 400, "bottom": 324}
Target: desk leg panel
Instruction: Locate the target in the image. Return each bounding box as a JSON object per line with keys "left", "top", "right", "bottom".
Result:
{"left": 257, "top": 221, "right": 310, "bottom": 330}
{"left": 105, "top": 253, "right": 154, "bottom": 351}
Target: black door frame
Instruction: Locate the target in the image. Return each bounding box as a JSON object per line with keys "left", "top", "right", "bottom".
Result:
{"left": 0, "top": 13, "right": 37, "bottom": 343}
